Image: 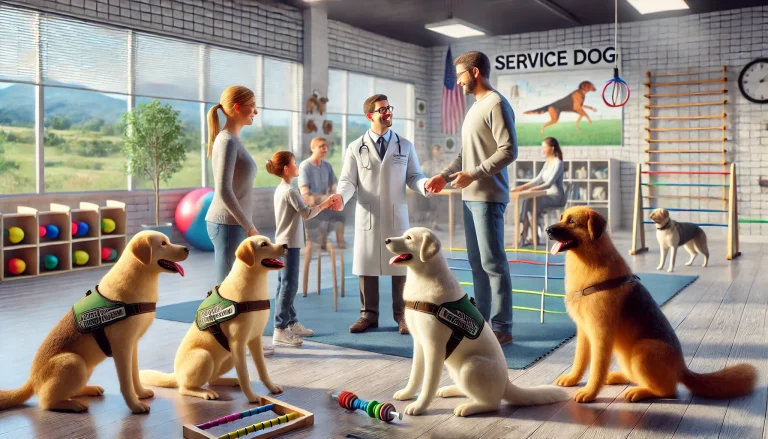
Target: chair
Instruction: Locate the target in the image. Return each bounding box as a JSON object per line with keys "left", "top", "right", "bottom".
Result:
{"left": 301, "top": 222, "right": 345, "bottom": 312}
{"left": 536, "top": 183, "right": 574, "bottom": 241}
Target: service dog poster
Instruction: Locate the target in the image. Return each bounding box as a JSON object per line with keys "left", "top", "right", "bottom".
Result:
{"left": 491, "top": 47, "right": 622, "bottom": 147}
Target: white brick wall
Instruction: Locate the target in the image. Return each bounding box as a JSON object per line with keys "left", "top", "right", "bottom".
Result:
{"left": 327, "top": 20, "right": 431, "bottom": 156}
{"left": 428, "top": 6, "right": 768, "bottom": 237}
{"left": 6, "top": 0, "right": 303, "bottom": 61}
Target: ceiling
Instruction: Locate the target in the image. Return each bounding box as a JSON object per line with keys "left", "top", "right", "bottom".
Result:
{"left": 269, "top": 0, "right": 768, "bottom": 47}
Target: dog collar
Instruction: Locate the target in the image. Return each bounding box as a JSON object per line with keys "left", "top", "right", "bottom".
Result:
{"left": 573, "top": 274, "right": 640, "bottom": 296}
{"left": 656, "top": 221, "right": 672, "bottom": 230}
{"left": 405, "top": 294, "right": 484, "bottom": 359}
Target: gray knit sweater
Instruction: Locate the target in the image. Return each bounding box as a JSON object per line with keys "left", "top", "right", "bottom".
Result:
{"left": 204, "top": 130, "right": 256, "bottom": 231}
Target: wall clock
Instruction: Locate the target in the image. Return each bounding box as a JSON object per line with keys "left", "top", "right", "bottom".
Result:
{"left": 738, "top": 58, "right": 768, "bottom": 104}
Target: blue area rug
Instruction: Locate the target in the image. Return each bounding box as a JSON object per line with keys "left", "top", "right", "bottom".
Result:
{"left": 155, "top": 251, "right": 698, "bottom": 369}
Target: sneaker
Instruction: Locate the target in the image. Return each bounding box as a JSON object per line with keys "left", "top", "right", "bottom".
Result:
{"left": 262, "top": 343, "right": 274, "bottom": 357}
{"left": 289, "top": 321, "right": 315, "bottom": 337}
{"left": 273, "top": 328, "right": 303, "bottom": 347}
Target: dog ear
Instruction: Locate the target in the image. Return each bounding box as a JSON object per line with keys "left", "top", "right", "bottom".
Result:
{"left": 419, "top": 230, "right": 441, "bottom": 262}
{"left": 131, "top": 233, "right": 153, "bottom": 265}
{"left": 236, "top": 240, "right": 256, "bottom": 267}
{"left": 588, "top": 210, "right": 607, "bottom": 241}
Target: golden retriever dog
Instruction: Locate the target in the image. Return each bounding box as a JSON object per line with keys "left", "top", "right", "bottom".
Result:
{"left": 0, "top": 231, "right": 188, "bottom": 413}
{"left": 386, "top": 227, "right": 568, "bottom": 416}
{"left": 546, "top": 206, "right": 756, "bottom": 403}
{"left": 649, "top": 207, "right": 709, "bottom": 272}
{"left": 139, "top": 236, "right": 285, "bottom": 402}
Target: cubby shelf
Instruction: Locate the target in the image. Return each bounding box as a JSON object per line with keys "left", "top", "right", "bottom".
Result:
{"left": 0, "top": 200, "right": 127, "bottom": 282}
{"left": 510, "top": 158, "right": 620, "bottom": 232}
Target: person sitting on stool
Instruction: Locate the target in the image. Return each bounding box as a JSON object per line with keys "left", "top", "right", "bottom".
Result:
{"left": 299, "top": 136, "right": 346, "bottom": 249}
{"left": 512, "top": 137, "right": 566, "bottom": 247}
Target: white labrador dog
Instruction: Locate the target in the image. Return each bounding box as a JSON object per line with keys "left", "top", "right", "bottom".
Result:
{"left": 386, "top": 227, "right": 568, "bottom": 416}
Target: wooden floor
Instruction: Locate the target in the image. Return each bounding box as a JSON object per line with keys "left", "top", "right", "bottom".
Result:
{"left": 0, "top": 227, "right": 766, "bottom": 439}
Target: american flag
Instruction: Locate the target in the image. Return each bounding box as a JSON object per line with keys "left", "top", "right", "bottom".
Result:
{"left": 441, "top": 46, "right": 466, "bottom": 135}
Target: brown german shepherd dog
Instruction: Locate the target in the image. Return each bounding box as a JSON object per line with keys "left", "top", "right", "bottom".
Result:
{"left": 524, "top": 81, "right": 597, "bottom": 135}
{"left": 546, "top": 206, "right": 757, "bottom": 403}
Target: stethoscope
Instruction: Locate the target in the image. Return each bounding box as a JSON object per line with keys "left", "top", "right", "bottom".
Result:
{"left": 359, "top": 131, "right": 401, "bottom": 170}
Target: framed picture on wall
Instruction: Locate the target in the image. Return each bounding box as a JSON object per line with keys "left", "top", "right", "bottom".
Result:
{"left": 416, "top": 98, "right": 427, "bottom": 115}
{"left": 416, "top": 118, "right": 426, "bottom": 131}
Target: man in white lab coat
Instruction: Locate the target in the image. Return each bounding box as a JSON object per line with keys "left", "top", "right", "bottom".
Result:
{"left": 328, "top": 94, "right": 430, "bottom": 335}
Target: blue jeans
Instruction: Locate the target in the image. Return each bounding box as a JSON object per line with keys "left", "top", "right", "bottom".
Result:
{"left": 206, "top": 222, "right": 247, "bottom": 285}
{"left": 463, "top": 201, "right": 513, "bottom": 334}
{"left": 275, "top": 248, "right": 301, "bottom": 330}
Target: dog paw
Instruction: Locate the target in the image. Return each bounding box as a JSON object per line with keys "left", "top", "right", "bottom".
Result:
{"left": 404, "top": 401, "right": 427, "bottom": 416}
{"left": 136, "top": 388, "right": 154, "bottom": 399}
{"left": 624, "top": 387, "right": 654, "bottom": 402}
{"left": 667, "top": 268, "right": 674, "bottom": 273}
{"left": 685, "top": 261, "right": 693, "bottom": 266}
{"left": 267, "top": 384, "right": 283, "bottom": 395}
{"left": 573, "top": 389, "right": 598, "bottom": 403}
{"left": 656, "top": 265, "right": 663, "bottom": 271}
{"left": 78, "top": 385, "right": 104, "bottom": 397}
{"left": 393, "top": 389, "right": 416, "bottom": 401}
{"left": 248, "top": 394, "right": 263, "bottom": 404}
{"left": 130, "top": 402, "right": 151, "bottom": 414}
{"left": 555, "top": 374, "right": 581, "bottom": 387}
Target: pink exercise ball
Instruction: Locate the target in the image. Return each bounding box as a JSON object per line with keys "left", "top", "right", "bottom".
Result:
{"left": 175, "top": 188, "right": 213, "bottom": 235}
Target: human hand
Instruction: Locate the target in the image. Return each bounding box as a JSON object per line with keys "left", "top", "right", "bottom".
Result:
{"left": 512, "top": 186, "right": 524, "bottom": 193}
{"left": 425, "top": 174, "right": 447, "bottom": 194}
{"left": 327, "top": 194, "right": 343, "bottom": 211}
{"left": 449, "top": 171, "right": 475, "bottom": 189}
{"left": 247, "top": 227, "right": 259, "bottom": 237}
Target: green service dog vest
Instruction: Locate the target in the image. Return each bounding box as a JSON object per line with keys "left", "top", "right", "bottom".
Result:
{"left": 71, "top": 286, "right": 156, "bottom": 357}
{"left": 405, "top": 294, "right": 484, "bottom": 359}
{"left": 195, "top": 286, "right": 270, "bottom": 352}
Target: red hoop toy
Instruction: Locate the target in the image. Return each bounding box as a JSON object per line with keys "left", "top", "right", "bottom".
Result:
{"left": 603, "top": 67, "right": 630, "bottom": 107}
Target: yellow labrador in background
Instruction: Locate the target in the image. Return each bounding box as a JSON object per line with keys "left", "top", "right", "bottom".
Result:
{"left": 0, "top": 231, "right": 188, "bottom": 414}
{"left": 140, "top": 236, "right": 285, "bottom": 402}
{"left": 386, "top": 227, "right": 568, "bottom": 416}
{"left": 649, "top": 207, "right": 709, "bottom": 272}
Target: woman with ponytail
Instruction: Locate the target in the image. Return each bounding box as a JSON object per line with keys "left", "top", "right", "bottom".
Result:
{"left": 267, "top": 151, "right": 334, "bottom": 347}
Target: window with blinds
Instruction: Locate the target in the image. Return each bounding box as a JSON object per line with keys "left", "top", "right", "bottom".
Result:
{"left": 0, "top": 3, "right": 303, "bottom": 193}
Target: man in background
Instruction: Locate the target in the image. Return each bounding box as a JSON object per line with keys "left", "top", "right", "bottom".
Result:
{"left": 299, "top": 136, "right": 346, "bottom": 249}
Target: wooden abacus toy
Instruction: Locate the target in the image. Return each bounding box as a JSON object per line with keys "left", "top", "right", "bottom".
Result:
{"left": 330, "top": 390, "right": 403, "bottom": 423}
{"left": 183, "top": 395, "right": 313, "bottom": 439}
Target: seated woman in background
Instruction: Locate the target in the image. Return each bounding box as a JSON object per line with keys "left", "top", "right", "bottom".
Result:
{"left": 512, "top": 137, "right": 566, "bottom": 247}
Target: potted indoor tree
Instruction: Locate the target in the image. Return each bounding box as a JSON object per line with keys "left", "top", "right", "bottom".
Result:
{"left": 121, "top": 99, "right": 187, "bottom": 238}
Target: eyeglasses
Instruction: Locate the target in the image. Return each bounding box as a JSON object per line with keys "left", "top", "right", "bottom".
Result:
{"left": 372, "top": 106, "right": 394, "bottom": 114}
{"left": 456, "top": 70, "right": 468, "bottom": 79}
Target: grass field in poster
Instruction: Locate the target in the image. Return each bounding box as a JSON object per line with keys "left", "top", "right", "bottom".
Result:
{"left": 497, "top": 69, "right": 622, "bottom": 147}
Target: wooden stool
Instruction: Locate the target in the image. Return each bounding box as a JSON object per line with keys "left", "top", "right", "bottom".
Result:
{"left": 302, "top": 241, "right": 345, "bottom": 311}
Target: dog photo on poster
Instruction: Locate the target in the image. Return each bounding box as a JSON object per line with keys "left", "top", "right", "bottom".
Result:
{"left": 497, "top": 69, "right": 622, "bottom": 147}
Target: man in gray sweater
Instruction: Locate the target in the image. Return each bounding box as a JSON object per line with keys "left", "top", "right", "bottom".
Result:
{"left": 425, "top": 50, "right": 518, "bottom": 346}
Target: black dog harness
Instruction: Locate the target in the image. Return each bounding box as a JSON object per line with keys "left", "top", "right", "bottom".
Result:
{"left": 72, "top": 286, "right": 156, "bottom": 357}
{"left": 405, "top": 294, "right": 484, "bottom": 360}
{"left": 572, "top": 274, "right": 640, "bottom": 296}
{"left": 195, "top": 286, "right": 270, "bottom": 352}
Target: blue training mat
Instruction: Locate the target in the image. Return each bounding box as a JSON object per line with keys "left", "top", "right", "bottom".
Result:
{"left": 156, "top": 251, "right": 698, "bottom": 369}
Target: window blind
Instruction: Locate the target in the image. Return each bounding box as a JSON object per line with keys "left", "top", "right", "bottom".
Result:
{"left": 206, "top": 46, "right": 262, "bottom": 106}
{"left": 0, "top": 5, "right": 38, "bottom": 84}
{"left": 263, "top": 57, "right": 301, "bottom": 111}
{"left": 135, "top": 33, "right": 202, "bottom": 102}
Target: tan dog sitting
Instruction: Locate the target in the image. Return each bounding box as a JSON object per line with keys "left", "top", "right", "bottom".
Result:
{"left": 0, "top": 231, "right": 189, "bottom": 413}
{"left": 140, "top": 236, "right": 285, "bottom": 402}
{"left": 546, "top": 207, "right": 756, "bottom": 403}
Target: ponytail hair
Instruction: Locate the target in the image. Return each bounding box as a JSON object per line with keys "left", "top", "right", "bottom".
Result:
{"left": 207, "top": 85, "right": 256, "bottom": 158}
{"left": 544, "top": 137, "right": 563, "bottom": 161}
{"left": 207, "top": 103, "right": 223, "bottom": 158}
{"left": 265, "top": 150, "right": 295, "bottom": 178}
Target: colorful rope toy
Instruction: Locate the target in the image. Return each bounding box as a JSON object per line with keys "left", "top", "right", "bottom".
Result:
{"left": 330, "top": 390, "right": 403, "bottom": 422}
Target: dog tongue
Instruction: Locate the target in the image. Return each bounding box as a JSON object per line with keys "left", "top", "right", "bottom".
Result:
{"left": 389, "top": 254, "right": 409, "bottom": 265}
{"left": 550, "top": 241, "right": 563, "bottom": 256}
{"left": 172, "top": 262, "right": 185, "bottom": 277}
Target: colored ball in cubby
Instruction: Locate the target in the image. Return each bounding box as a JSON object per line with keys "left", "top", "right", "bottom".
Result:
{"left": 72, "top": 222, "right": 78, "bottom": 237}
{"left": 43, "top": 254, "right": 59, "bottom": 270}
{"left": 76, "top": 221, "right": 89, "bottom": 237}
{"left": 7, "top": 226, "right": 24, "bottom": 244}
{"left": 45, "top": 224, "right": 60, "bottom": 239}
{"left": 175, "top": 188, "right": 215, "bottom": 252}
{"left": 101, "top": 247, "right": 118, "bottom": 262}
{"left": 73, "top": 250, "right": 89, "bottom": 266}
{"left": 39, "top": 225, "right": 47, "bottom": 238}
{"left": 102, "top": 218, "right": 116, "bottom": 234}
{"left": 8, "top": 258, "right": 26, "bottom": 275}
